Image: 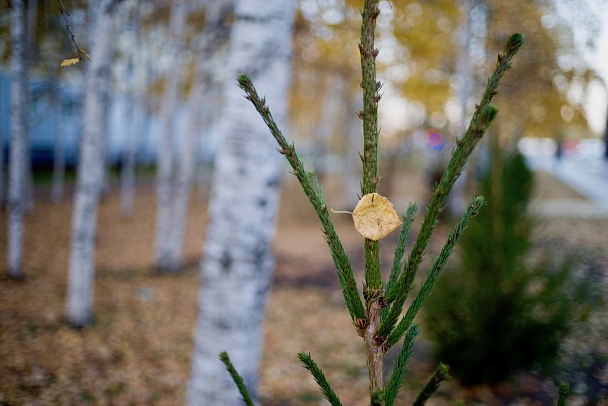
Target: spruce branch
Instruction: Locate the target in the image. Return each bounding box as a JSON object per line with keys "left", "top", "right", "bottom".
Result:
{"left": 380, "top": 35, "right": 523, "bottom": 342}
{"left": 219, "top": 352, "right": 255, "bottom": 406}
{"left": 557, "top": 382, "right": 569, "bottom": 406}
{"left": 412, "top": 363, "right": 451, "bottom": 406}
{"left": 359, "top": 0, "right": 383, "bottom": 291}
{"left": 237, "top": 74, "right": 365, "bottom": 322}
{"left": 384, "top": 202, "right": 417, "bottom": 306}
{"left": 357, "top": 1, "right": 387, "bottom": 399}
{"left": 386, "top": 196, "right": 485, "bottom": 346}
{"left": 385, "top": 33, "right": 523, "bottom": 306}
{"left": 298, "top": 352, "right": 344, "bottom": 406}
{"left": 384, "top": 324, "right": 420, "bottom": 406}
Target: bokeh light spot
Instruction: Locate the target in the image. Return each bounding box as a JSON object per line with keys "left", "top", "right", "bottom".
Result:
{"left": 427, "top": 132, "right": 446, "bottom": 150}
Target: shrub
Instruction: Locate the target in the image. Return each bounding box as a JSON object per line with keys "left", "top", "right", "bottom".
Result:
{"left": 424, "top": 150, "right": 597, "bottom": 386}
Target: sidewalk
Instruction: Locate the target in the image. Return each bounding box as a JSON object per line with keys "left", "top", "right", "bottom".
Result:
{"left": 528, "top": 156, "right": 608, "bottom": 218}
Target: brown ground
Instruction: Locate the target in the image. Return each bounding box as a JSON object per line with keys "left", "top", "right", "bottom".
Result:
{"left": 0, "top": 169, "right": 606, "bottom": 405}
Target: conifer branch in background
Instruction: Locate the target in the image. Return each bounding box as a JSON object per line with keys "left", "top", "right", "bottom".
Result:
{"left": 412, "top": 363, "right": 451, "bottom": 406}
{"left": 298, "top": 352, "right": 344, "bottom": 406}
{"left": 218, "top": 352, "right": 255, "bottom": 406}
{"left": 557, "top": 382, "right": 569, "bottom": 406}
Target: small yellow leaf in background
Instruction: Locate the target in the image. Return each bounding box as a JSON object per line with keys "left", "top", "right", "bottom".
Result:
{"left": 352, "top": 193, "right": 402, "bottom": 240}
{"left": 60, "top": 58, "right": 80, "bottom": 67}
{"left": 81, "top": 49, "right": 92, "bottom": 61}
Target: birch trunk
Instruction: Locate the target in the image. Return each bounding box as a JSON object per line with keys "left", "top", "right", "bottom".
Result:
{"left": 65, "top": 0, "right": 119, "bottom": 327}
{"left": 604, "top": 102, "right": 608, "bottom": 160}
{"left": 51, "top": 76, "right": 66, "bottom": 203}
{"left": 187, "top": 0, "right": 296, "bottom": 404}
{"left": 164, "top": 0, "right": 232, "bottom": 270}
{"left": 22, "top": 0, "right": 36, "bottom": 214}
{"left": 120, "top": 4, "right": 142, "bottom": 219}
{"left": 0, "top": 114, "right": 4, "bottom": 208}
{"left": 446, "top": 0, "right": 476, "bottom": 218}
{"left": 154, "top": 0, "right": 188, "bottom": 271}
{"left": 8, "top": 0, "right": 27, "bottom": 280}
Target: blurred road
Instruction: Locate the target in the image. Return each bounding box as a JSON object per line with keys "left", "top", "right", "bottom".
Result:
{"left": 527, "top": 156, "right": 608, "bottom": 218}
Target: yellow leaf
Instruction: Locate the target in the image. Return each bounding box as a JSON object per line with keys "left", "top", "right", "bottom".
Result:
{"left": 80, "top": 49, "right": 92, "bottom": 62}
{"left": 61, "top": 58, "right": 80, "bottom": 67}
{"left": 337, "top": 193, "right": 402, "bottom": 241}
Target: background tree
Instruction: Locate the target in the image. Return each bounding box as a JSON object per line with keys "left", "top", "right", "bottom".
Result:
{"left": 120, "top": 0, "right": 143, "bottom": 218}
{"left": 187, "top": 0, "right": 297, "bottom": 403}
{"left": 165, "top": 0, "right": 234, "bottom": 271}
{"left": 65, "top": 0, "right": 123, "bottom": 327}
{"left": 8, "top": 0, "right": 27, "bottom": 280}
{"left": 153, "top": 0, "right": 188, "bottom": 272}
{"left": 424, "top": 145, "right": 598, "bottom": 385}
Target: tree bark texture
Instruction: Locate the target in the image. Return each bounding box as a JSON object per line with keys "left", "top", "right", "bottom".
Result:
{"left": 165, "top": 0, "right": 233, "bottom": 271}
{"left": 65, "top": 0, "right": 119, "bottom": 327}
{"left": 120, "top": 4, "right": 142, "bottom": 219}
{"left": 8, "top": 0, "right": 27, "bottom": 279}
{"left": 154, "top": 0, "right": 188, "bottom": 271}
{"left": 187, "top": 0, "right": 296, "bottom": 404}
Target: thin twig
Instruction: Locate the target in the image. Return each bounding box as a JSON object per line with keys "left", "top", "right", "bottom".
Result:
{"left": 57, "top": 0, "right": 86, "bottom": 61}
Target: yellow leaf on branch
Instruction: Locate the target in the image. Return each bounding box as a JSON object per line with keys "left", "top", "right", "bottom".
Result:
{"left": 333, "top": 193, "right": 402, "bottom": 241}
{"left": 60, "top": 58, "right": 80, "bottom": 67}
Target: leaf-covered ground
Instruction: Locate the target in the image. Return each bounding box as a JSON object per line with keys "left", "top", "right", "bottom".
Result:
{"left": 0, "top": 169, "right": 606, "bottom": 405}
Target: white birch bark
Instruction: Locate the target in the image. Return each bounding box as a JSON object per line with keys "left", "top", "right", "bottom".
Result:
{"left": 8, "top": 0, "right": 27, "bottom": 280}
{"left": 154, "top": 0, "right": 188, "bottom": 271}
{"left": 51, "top": 76, "right": 66, "bottom": 203}
{"left": 120, "top": 4, "right": 142, "bottom": 219}
{"left": 164, "top": 0, "right": 232, "bottom": 271}
{"left": 344, "top": 94, "right": 363, "bottom": 209}
{"left": 22, "top": 0, "right": 36, "bottom": 214}
{"left": 0, "top": 115, "right": 4, "bottom": 208}
{"left": 121, "top": 89, "right": 137, "bottom": 218}
{"left": 313, "top": 73, "right": 344, "bottom": 178}
{"left": 187, "top": 0, "right": 296, "bottom": 404}
{"left": 65, "top": 0, "right": 120, "bottom": 327}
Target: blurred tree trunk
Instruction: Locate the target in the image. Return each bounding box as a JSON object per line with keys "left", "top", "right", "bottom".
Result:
{"left": 121, "top": 78, "right": 137, "bottom": 219}
{"left": 22, "top": 0, "right": 36, "bottom": 214}
{"left": 65, "top": 0, "right": 121, "bottom": 327}
{"left": 187, "top": 0, "right": 296, "bottom": 404}
{"left": 165, "top": 4, "right": 232, "bottom": 269}
{"left": 0, "top": 108, "right": 4, "bottom": 209}
{"left": 344, "top": 94, "right": 363, "bottom": 209}
{"left": 604, "top": 102, "right": 608, "bottom": 160}
{"left": 312, "top": 73, "right": 344, "bottom": 182}
{"left": 154, "top": 0, "right": 187, "bottom": 271}
{"left": 121, "top": 3, "right": 142, "bottom": 219}
{"left": 50, "top": 75, "right": 65, "bottom": 203}
{"left": 8, "top": 0, "right": 27, "bottom": 280}
{"left": 446, "top": 0, "right": 476, "bottom": 218}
